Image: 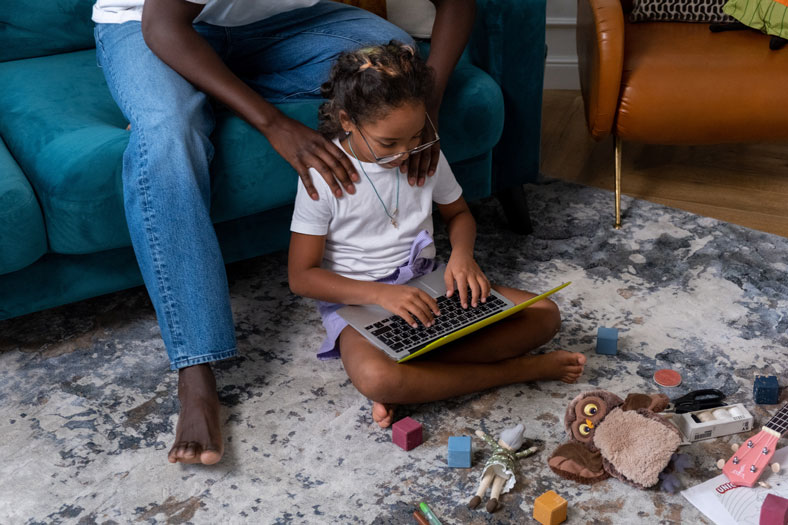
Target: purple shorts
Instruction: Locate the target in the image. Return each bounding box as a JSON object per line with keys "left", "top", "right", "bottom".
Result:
{"left": 315, "top": 230, "right": 437, "bottom": 360}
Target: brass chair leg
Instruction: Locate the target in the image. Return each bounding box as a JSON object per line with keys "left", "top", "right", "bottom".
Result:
{"left": 614, "top": 135, "right": 622, "bottom": 229}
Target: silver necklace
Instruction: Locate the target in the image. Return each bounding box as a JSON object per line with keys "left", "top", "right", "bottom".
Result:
{"left": 348, "top": 136, "right": 400, "bottom": 228}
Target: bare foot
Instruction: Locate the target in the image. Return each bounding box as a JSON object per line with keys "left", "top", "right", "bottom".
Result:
{"left": 167, "top": 363, "right": 223, "bottom": 465}
{"left": 372, "top": 401, "right": 395, "bottom": 428}
{"left": 518, "top": 350, "right": 586, "bottom": 384}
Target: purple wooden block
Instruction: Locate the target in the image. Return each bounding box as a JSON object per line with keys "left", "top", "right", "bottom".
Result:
{"left": 761, "top": 494, "right": 788, "bottom": 525}
{"left": 392, "top": 417, "right": 423, "bottom": 451}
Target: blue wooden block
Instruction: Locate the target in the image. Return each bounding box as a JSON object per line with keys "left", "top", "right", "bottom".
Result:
{"left": 596, "top": 326, "right": 618, "bottom": 355}
{"left": 447, "top": 436, "right": 472, "bottom": 468}
{"left": 754, "top": 375, "right": 779, "bottom": 404}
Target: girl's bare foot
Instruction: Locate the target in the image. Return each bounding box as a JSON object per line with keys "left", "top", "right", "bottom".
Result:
{"left": 372, "top": 401, "right": 395, "bottom": 428}
{"left": 519, "top": 350, "right": 586, "bottom": 384}
{"left": 167, "top": 363, "right": 223, "bottom": 465}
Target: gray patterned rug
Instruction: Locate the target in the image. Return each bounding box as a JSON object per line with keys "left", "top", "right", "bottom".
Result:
{"left": 1, "top": 179, "right": 786, "bottom": 525}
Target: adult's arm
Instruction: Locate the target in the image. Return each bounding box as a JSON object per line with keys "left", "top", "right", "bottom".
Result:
{"left": 427, "top": 0, "right": 475, "bottom": 115}
{"left": 403, "top": 0, "right": 476, "bottom": 185}
{"left": 140, "top": 0, "right": 358, "bottom": 200}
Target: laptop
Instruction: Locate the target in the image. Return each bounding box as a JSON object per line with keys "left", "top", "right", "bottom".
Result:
{"left": 337, "top": 265, "right": 570, "bottom": 363}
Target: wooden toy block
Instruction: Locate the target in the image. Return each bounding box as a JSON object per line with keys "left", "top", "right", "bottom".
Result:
{"left": 447, "top": 436, "right": 472, "bottom": 468}
{"left": 754, "top": 375, "right": 780, "bottom": 404}
{"left": 392, "top": 417, "right": 422, "bottom": 451}
{"left": 533, "top": 490, "right": 567, "bottom": 525}
{"left": 760, "top": 494, "right": 788, "bottom": 525}
{"left": 596, "top": 326, "right": 618, "bottom": 355}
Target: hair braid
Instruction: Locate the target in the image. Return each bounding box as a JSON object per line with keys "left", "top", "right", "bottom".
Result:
{"left": 318, "top": 40, "right": 434, "bottom": 139}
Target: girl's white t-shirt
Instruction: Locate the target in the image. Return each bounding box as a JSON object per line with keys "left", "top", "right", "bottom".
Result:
{"left": 92, "top": 0, "right": 320, "bottom": 26}
{"left": 290, "top": 140, "right": 463, "bottom": 281}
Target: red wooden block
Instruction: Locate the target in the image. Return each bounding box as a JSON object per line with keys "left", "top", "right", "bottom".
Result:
{"left": 761, "top": 494, "right": 788, "bottom": 525}
{"left": 392, "top": 417, "right": 422, "bottom": 451}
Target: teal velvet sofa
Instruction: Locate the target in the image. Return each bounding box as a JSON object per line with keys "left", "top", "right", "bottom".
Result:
{"left": 0, "top": 0, "right": 546, "bottom": 321}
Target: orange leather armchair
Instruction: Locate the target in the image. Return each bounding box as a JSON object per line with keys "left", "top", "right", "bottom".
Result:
{"left": 576, "top": 0, "right": 788, "bottom": 227}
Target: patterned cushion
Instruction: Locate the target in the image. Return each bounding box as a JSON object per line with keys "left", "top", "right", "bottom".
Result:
{"left": 630, "top": 0, "right": 736, "bottom": 22}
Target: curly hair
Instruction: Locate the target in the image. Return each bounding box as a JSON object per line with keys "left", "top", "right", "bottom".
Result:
{"left": 318, "top": 41, "right": 435, "bottom": 139}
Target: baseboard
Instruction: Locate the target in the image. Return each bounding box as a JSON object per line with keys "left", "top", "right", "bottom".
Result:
{"left": 545, "top": 57, "right": 580, "bottom": 90}
{"left": 545, "top": 16, "right": 579, "bottom": 90}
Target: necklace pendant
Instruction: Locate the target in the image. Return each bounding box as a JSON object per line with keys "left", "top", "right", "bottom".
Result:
{"left": 391, "top": 218, "right": 399, "bottom": 228}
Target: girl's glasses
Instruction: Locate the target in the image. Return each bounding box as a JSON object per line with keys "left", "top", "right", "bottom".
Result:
{"left": 355, "top": 113, "right": 440, "bottom": 165}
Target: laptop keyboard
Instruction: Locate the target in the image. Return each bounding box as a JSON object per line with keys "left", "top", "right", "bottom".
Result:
{"left": 364, "top": 293, "right": 508, "bottom": 356}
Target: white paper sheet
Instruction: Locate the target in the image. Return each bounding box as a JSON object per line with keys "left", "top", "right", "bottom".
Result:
{"left": 682, "top": 446, "right": 788, "bottom": 525}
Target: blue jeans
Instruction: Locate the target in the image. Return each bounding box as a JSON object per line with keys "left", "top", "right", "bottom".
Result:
{"left": 94, "top": 1, "right": 412, "bottom": 370}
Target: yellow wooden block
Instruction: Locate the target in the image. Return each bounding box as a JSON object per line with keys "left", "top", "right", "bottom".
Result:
{"left": 533, "top": 490, "right": 567, "bottom": 525}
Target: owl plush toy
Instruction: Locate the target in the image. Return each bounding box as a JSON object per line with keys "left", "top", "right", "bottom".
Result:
{"left": 548, "top": 390, "right": 682, "bottom": 489}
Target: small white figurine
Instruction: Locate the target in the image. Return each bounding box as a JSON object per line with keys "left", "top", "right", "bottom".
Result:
{"left": 468, "top": 423, "right": 538, "bottom": 513}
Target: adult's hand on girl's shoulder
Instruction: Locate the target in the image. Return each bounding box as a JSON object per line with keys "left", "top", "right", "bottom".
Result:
{"left": 402, "top": 141, "right": 440, "bottom": 187}
{"left": 444, "top": 254, "right": 491, "bottom": 309}
{"left": 376, "top": 284, "right": 440, "bottom": 329}
{"left": 401, "top": 109, "right": 440, "bottom": 187}
{"left": 264, "top": 113, "right": 359, "bottom": 200}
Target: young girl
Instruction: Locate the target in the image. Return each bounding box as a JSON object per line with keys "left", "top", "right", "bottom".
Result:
{"left": 288, "top": 42, "right": 586, "bottom": 428}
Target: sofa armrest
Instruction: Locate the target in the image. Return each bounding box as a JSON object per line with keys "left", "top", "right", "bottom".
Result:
{"left": 468, "top": 0, "right": 546, "bottom": 192}
{"left": 0, "top": 136, "right": 47, "bottom": 274}
{"left": 576, "top": 0, "right": 625, "bottom": 140}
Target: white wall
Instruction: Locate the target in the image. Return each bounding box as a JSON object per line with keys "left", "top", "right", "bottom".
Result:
{"left": 545, "top": 0, "right": 579, "bottom": 89}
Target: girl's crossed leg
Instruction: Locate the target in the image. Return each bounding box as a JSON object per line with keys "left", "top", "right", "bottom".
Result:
{"left": 338, "top": 285, "right": 586, "bottom": 428}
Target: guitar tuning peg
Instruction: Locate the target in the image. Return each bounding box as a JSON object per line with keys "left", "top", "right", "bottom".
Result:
{"left": 759, "top": 481, "right": 772, "bottom": 489}
{"left": 772, "top": 463, "right": 781, "bottom": 474}
{"left": 717, "top": 459, "right": 725, "bottom": 469}
{"left": 731, "top": 443, "right": 740, "bottom": 452}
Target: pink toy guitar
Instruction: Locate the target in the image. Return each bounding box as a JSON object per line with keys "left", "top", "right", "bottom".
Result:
{"left": 723, "top": 402, "right": 788, "bottom": 487}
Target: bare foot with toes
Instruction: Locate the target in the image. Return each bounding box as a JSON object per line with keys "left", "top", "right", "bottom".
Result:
{"left": 372, "top": 401, "right": 395, "bottom": 428}
{"left": 167, "top": 363, "right": 224, "bottom": 465}
{"left": 518, "top": 350, "right": 586, "bottom": 384}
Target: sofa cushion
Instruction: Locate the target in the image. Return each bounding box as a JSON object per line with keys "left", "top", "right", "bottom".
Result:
{"left": 0, "top": 48, "right": 502, "bottom": 254}
{"left": 0, "top": 50, "right": 130, "bottom": 254}
{"left": 0, "top": 137, "right": 47, "bottom": 275}
{"left": 437, "top": 57, "right": 505, "bottom": 164}
{"left": 0, "top": 0, "right": 95, "bottom": 62}
{"left": 618, "top": 21, "right": 788, "bottom": 143}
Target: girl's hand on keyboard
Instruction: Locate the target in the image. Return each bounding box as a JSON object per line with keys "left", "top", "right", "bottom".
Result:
{"left": 444, "top": 253, "right": 491, "bottom": 309}
{"left": 376, "top": 285, "right": 440, "bottom": 329}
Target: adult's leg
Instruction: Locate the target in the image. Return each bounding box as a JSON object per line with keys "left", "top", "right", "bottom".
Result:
{"left": 95, "top": 22, "right": 236, "bottom": 464}
{"left": 221, "top": 1, "right": 415, "bottom": 102}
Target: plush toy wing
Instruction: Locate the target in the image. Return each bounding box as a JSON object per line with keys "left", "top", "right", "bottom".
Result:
{"left": 593, "top": 407, "right": 682, "bottom": 488}
{"left": 621, "top": 392, "right": 670, "bottom": 413}
{"left": 548, "top": 442, "right": 610, "bottom": 484}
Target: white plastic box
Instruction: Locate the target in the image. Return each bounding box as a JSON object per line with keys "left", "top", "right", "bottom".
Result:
{"left": 671, "top": 403, "right": 754, "bottom": 443}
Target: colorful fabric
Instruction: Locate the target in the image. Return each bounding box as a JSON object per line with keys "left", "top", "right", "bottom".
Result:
{"left": 724, "top": 0, "right": 788, "bottom": 38}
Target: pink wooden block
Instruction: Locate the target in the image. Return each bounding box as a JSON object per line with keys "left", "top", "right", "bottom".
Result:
{"left": 392, "top": 417, "right": 422, "bottom": 451}
{"left": 761, "top": 494, "right": 788, "bottom": 525}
